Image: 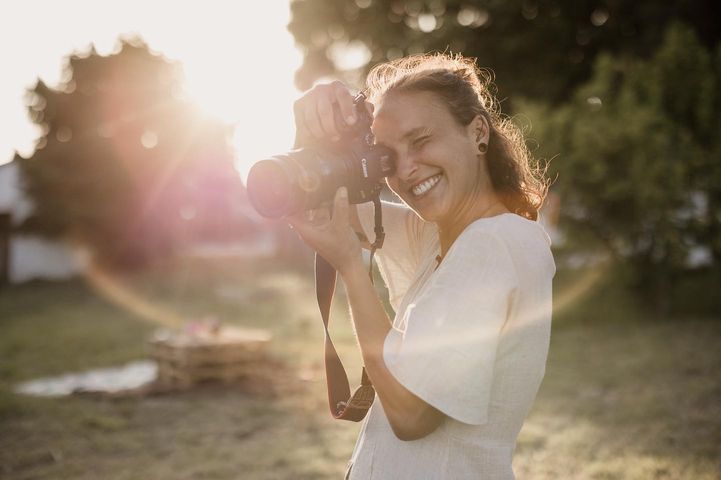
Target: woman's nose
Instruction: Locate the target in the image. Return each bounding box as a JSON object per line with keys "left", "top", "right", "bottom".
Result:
{"left": 393, "top": 153, "right": 418, "bottom": 184}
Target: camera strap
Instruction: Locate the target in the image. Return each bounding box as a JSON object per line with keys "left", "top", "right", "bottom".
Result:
{"left": 315, "top": 196, "right": 384, "bottom": 422}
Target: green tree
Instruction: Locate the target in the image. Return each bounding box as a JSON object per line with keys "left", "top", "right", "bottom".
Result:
{"left": 17, "top": 39, "right": 250, "bottom": 267}
{"left": 522, "top": 23, "right": 721, "bottom": 314}
{"left": 289, "top": 0, "right": 720, "bottom": 103}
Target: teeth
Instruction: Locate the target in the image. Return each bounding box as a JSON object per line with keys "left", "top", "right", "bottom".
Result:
{"left": 412, "top": 174, "right": 442, "bottom": 197}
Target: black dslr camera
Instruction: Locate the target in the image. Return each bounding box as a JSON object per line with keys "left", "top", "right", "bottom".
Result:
{"left": 246, "top": 93, "right": 396, "bottom": 219}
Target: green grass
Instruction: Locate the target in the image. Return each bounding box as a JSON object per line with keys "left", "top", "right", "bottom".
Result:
{"left": 1, "top": 259, "right": 719, "bottom": 479}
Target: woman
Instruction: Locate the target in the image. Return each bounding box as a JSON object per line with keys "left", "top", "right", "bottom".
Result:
{"left": 288, "top": 53, "right": 555, "bottom": 479}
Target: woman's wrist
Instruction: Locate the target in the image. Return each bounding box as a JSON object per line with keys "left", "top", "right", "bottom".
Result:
{"left": 338, "top": 254, "right": 367, "bottom": 281}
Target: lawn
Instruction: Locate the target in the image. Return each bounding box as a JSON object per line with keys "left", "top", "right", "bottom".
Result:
{"left": 1, "top": 257, "right": 719, "bottom": 479}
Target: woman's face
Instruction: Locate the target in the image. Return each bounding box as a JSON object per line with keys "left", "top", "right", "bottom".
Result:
{"left": 372, "top": 90, "right": 487, "bottom": 225}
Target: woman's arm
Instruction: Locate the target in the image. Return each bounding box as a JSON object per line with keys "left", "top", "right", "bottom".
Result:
{"left": 340, "top": 255, "right": 445, "bottom": 441}
{"left": 289, "top": 82, "right": 443, "bottom": 439}
{"left": 289, "top": 188, "right": 445, "bottom": 441}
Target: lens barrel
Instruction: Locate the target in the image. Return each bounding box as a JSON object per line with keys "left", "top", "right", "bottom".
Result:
{"left": 246, "top": 158, "right": 298, "bottom": 218}
{"left": 247, "top": 144, "right": 395, "bottom": 219}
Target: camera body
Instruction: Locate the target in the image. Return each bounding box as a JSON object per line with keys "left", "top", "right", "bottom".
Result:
{"left": 247, "top": 93, "right": 395, "bottom": 219}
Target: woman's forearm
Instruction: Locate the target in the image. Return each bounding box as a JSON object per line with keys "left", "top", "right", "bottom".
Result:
{"left": 340, "top": 257, "right": 444, "bottom": 440}
{"left": 340, "top": 257, "right": 392, "bottom": 360}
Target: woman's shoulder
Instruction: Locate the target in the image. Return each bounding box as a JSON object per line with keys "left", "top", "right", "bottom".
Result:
{"left": 464, "top": 213, "right": 552, "bottom": 249}
{"left": 454, "top": 213, "right": 555, "bottom": 276}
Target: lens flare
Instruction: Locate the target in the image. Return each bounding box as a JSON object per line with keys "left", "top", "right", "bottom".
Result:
{"left": 552, "top": 261, "right": 610, "bottom": 320}
{"left": 84, "top": 262, "right": 185, "bottom": 328}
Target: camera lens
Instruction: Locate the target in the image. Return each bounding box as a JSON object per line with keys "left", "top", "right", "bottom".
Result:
{"left": 247, "top": 159, "right": 297, "bottom": 218}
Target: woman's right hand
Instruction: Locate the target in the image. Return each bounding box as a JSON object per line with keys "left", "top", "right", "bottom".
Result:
{"left": 291, "top": 81, "right": 374, "bottom": 249}
{"left": 292, "top": 81, "right": 359, "bottom": 149}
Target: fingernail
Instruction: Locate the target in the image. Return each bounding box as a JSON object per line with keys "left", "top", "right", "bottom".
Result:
{"left": 346, "top": 115, "right": 356, "bottom": 125}
{"left": 339, "top": 187, "right": 348, "bottom": 198}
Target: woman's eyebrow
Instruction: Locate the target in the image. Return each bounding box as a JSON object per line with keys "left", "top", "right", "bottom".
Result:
{"left": 401, "top": 127, "right": 432, "bottom": 141}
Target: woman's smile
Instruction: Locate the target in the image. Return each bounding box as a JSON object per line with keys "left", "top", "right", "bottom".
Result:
{"left": 411, "top": 173, "right": 443, "bottom": 197}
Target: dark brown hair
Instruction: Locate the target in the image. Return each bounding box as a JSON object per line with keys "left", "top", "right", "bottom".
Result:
{"left": 365, "top": 53, "right": 548, "bottom": 220}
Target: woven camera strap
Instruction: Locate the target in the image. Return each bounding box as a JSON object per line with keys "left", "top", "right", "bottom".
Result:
{"left": 315, "top": 195, "right": 384, "bottom": 421}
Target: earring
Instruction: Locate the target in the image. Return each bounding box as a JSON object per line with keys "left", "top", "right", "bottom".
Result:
{"left": 478, "top": 142, "right": 488, "bottom": 154}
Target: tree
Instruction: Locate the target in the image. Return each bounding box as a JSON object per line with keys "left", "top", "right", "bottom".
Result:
{"left": 521, "top": 23, "right": 721, "bottom": 314}
{"left": 289, "top": 0, "right": 720, "bottom": 104}
{"left": 17, "top": 39, "right": 251, "bottom": 268}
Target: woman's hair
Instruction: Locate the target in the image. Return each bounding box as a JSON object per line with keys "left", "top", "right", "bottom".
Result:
{"left": 365, "top": 53, "right": 548, "bottom": 221}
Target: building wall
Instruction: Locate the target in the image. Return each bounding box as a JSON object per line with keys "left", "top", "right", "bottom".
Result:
{"left": 0, "top": 161, "right": 84, "bottom": 284}
{"left": 9, "top": 235, "right": 87, "bottom": 283}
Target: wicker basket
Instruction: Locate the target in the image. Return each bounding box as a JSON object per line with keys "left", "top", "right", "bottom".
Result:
{"left": 149, "top": 325, "right": 271, "bottom": 389}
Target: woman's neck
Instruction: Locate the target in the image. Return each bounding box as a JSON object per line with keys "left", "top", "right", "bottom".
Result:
{"left": 436, "top": 193, "right": 509, "bottom": 258}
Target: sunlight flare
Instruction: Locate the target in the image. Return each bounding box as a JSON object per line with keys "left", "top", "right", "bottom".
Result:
{"left": 84, "top": 262, "right": 185, "bottom": 328}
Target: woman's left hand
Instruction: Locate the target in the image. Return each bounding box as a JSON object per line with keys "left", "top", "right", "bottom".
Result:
{"left": 287, "top": 187, "right": 363, "bottom": 275}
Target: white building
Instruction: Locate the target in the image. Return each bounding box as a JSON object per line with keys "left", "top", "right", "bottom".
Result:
{"left": 0, "top": 160, "right": 86, "bottom": 284}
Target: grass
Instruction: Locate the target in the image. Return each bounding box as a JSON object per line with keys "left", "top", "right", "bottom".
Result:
{"left": 1, "top": 257, "right": 720, "bottom": 479}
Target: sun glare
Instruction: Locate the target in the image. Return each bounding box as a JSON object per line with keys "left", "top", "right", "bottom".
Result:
{"left": 178, "top": 27, "right": 304, "bottom": 180}
{"left": 1, "top": 1, "right": 304, "bottom": 182}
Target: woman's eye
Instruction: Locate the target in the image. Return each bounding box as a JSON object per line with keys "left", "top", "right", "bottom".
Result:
{"left": 413, "top": 136, "right": 429, "bottom": 148}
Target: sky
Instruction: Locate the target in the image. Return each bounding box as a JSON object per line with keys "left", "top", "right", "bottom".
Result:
{"left": 0, "top": 0, "right": 304, "bottom": 181}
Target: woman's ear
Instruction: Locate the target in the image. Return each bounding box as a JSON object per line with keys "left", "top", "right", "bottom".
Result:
{"left": 468, "top": 115, "right": 490, "bottom": 146}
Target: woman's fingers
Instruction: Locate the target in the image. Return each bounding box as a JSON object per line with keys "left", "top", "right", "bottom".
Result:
{"left": 332, "top": 187, "right": 349, "bottom": 227}
{"left": 306, "top": 206, "right": 331, "bottom": 225}
{"left": 286, "top": 187, "right": 348, "bottom": 233}
{"left": 316, "top": 95, "right": 339, "bottom": 139}
{"left": 293, "top": 82, "right": 357, "bottom": 145}
{"left": 285, "top": 188, "right": 358, "bottom": 272}
{"left": 303, "top": 91, "right": 326, "bottom": 140}
{"left": 332, "top": 81, "right": 357, "bottom": 126}
{"left": 288, "top": 206, "right": 328, "bottom": 229}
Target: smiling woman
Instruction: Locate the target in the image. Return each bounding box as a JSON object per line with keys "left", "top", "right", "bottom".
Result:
{"left": 0, "top": 1, "right": 302, "bottom": 181}
{"left": 287, "top": 53, "right": 554, "bottom": 480}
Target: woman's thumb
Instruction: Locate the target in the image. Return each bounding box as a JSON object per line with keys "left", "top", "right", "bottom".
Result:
{"left": 333, "top": 186, "right": 349, "bottom": 222}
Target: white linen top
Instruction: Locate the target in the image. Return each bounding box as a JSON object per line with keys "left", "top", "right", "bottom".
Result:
{"left": 348, "top": 201, "right": 555, "bottom": 480}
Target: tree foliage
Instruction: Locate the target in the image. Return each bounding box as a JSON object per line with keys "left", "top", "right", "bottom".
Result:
{"left": 289, "top": 0, "right": 720, "bottom": 103}
{"left": 521, "top": 23, "right": 721, "bottom": 313}
{"left": 17, "top": 39, "right": 250, "bottom": 268}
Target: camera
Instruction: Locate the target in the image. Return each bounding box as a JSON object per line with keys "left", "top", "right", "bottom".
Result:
{"left": 246, "top": 93, "right": 396, "bottom": 219}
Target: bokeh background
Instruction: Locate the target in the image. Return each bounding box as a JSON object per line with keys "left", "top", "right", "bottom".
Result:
{"left": 1, "top": 1, "right": 720, "bottom": 479}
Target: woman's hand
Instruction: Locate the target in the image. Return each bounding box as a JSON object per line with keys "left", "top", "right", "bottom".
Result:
{"left": 287, "top": 186, "right": 363, "bottom": 275}
{"left": 293, "top": 81, "right": 358, "bottom": 148}
{"left": 289, "top": 82, "right": 376, "bottom": 256}
{"left": 292, "top": 80, "right": 375, "bottom": 148}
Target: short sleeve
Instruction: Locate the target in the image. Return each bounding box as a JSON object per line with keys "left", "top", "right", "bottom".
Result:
{"left": 357, "top": 201, "right": 436, "bottom": 311}
{"left": 382, "top": 228, "right": 518, "bottom": 425}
